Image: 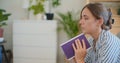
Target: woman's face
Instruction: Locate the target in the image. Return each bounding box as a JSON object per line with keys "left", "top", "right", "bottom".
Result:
{"left": 79, "top": 7, "right": 100, "bottom": 34}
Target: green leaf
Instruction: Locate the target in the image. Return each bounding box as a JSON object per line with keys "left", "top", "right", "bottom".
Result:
{"left": 0, "top": 9, "right": 6, "bottom": 12}
{"left": 52, "top": 0, "right": 60, "bottom": 7}
{"left": 28, "top": 1, "right": 44, "bottom": 15}
{"left": 0, "top": 9, "right": 11, "bottom": 27}
{"left": 57, "top": 11, "right": 81, "bottom": 38}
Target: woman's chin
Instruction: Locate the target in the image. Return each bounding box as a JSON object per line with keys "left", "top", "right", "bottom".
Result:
{"left": 81, "top": 30, "right": 89, "bottom": 34}
{"left": 81, "top": 30, "right": 86, "bottom": 34}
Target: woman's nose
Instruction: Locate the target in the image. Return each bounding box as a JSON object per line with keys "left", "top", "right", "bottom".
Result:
{"left": 79, "top": 19, "right": 85, "bottom": 26}
{"left": 79, "top": 19, "right": 82, "bottom": 25}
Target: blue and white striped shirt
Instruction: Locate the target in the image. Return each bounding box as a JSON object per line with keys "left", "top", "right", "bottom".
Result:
{"left": 85, "top": 30, "right": 120, "bottom": 63}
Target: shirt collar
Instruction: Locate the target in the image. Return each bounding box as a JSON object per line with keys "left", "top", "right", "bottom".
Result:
{"left": 92, "top": 30, "right": 107, "bottom": 50}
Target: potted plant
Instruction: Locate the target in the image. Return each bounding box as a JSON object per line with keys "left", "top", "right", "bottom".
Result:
{"left": 28, "top": 0, "right": 61, "bottom": 20}
{"left": 45, "top": 0, "right": 60, "bottom": 20}
{"left": 0, "top": 9, "right": 11, "bottom": 38}
{"left": 28, "top": 0, "right": 45, "bottom": 20}
{"left": 57, "top": 11, "right": 81, "bottom": 38}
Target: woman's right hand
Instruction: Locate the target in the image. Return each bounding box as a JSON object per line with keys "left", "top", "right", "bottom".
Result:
{"left": 72, "top": 39, "right": 87, "bottom": 63}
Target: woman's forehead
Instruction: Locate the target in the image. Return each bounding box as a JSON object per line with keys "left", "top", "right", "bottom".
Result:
{"left": 81, "top": 8, "right": 92, "bottom": 17}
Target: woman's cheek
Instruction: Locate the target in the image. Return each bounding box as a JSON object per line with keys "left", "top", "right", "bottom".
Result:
{"left": 81, "top": 25, "right": 91, "bottom": 34}
{"left": 81, "top": 27, "right": 87, "bottom": 34}
{"left": 80, "top": 21, "right": 90, "bottom": 33}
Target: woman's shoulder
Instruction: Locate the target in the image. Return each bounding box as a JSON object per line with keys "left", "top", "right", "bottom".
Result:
{"left": 105, "top": 30, "right": 120, "bottom": 42}
{"left": 104, "top": 30, "right": 120, "bottom": 48}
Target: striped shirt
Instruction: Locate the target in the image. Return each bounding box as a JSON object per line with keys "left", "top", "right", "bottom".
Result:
{"left": 85, "top": 30, "right": 120, "bottom": 63}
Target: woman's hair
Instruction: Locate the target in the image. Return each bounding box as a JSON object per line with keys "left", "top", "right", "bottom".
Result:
{"left": 81, "top": 3, "right": 114, "bottom": 30}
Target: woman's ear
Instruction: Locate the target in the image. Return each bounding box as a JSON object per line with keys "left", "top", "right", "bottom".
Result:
{"left": 97, "top": 17, "right": 104, "bottom": 26}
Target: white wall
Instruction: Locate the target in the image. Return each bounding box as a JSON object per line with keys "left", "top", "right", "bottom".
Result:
{"left": 0, "top": 0, "right": 28, "bottom": 49}
{"left": 0, "top": 0, "right": 86, "bottom": 63}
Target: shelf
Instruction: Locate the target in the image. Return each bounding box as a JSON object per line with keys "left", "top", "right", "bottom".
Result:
{"left": 111, "top": 8, "right": 119, "bottom": 15}
{"left": 13, "top": 20, "right": 57, "bottom": 63}
{"left": 110, "top": 27, "right": 120, "bottom": 35}
{"left": 112, "top": 16, "right": 120, "bottom": 26}
{"left": 112, "top": 15, "right": 120, "bottom": 18}
{"left": 89, "top": 0, "right": 120, "bottom": 2}
{"left": 112, "top": 25, "right": 120, "bottom": 27}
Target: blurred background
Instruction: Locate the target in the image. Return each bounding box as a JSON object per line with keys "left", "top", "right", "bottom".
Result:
{"left": 0, "top": 0, "right": 120, "bottom": 63}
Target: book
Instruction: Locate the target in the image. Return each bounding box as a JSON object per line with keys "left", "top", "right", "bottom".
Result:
{"left": 60, "top": 33, "right": 90, "bottom": 60}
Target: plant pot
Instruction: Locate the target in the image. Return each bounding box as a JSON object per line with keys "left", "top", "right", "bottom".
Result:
{"left": 36, "top": 13, "right": 44, "bottom": 20}
{"left": 0, "top": 28, "right": 3, "bottom": 38}
{"left": 45, "top": 13, "right": 54, "bottom": 20}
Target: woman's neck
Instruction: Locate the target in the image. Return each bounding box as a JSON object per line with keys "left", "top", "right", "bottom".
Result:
{"left": 91, "top": 29, "right": 102, "bottom": 42}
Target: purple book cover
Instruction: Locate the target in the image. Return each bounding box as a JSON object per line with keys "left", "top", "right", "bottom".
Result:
{"left": 60, "top": 33, "right": 91, "bottom": 60}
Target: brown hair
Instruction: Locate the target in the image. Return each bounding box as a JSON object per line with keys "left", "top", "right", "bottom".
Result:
{"left": 81, "top": 3, "right": 114, "bottom": 30}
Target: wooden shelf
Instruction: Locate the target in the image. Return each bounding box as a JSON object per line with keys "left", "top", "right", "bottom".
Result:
{"left": 111, "top": 8, "right": 118, "bottom": 15}
{"left": 111, "top": 15, "right": 120, "bottom": 35}
{"left": 90, "top": 0, "right": 120, "bottom": 2}
{"left": 112, "top": 15, "right": 120, "bottom": 18}
{"left": 110, "top": 27, "right": 120, "bottom": 35}
{"left": 112, "top": 15, "right": 120, "bottom": 26}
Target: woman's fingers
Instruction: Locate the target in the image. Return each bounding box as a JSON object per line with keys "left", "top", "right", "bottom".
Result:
{"left": 77, "top": 39, "right": 82, "bottom": 49}
{"left": 72, "top": 43, "right": 76, "bottom": 51}
{"left": 75, "top": 39, "right": 80, "bottom": 49}
{"left": 82, "top": 39, "right": 86, "bottom": 49}
{"left": 73, "top": 39, "right": 86, "bottom": 50}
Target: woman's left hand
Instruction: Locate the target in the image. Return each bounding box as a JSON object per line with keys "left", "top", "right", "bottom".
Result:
{"left": 72, "top": 39, "right": 87, "bottom": 63}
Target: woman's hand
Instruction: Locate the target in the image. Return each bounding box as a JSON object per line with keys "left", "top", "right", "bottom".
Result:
{"left": 72, "top": 39, "right": 87, "bottom": 63}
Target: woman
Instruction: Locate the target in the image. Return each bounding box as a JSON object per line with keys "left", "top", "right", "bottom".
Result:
{"left": 72, "top": 3, "right": 120, "bottom": 63}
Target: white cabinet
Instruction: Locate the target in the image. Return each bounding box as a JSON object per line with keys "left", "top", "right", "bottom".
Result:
{"left": 13, "top": 20, "right": 57, "bottom": 63}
